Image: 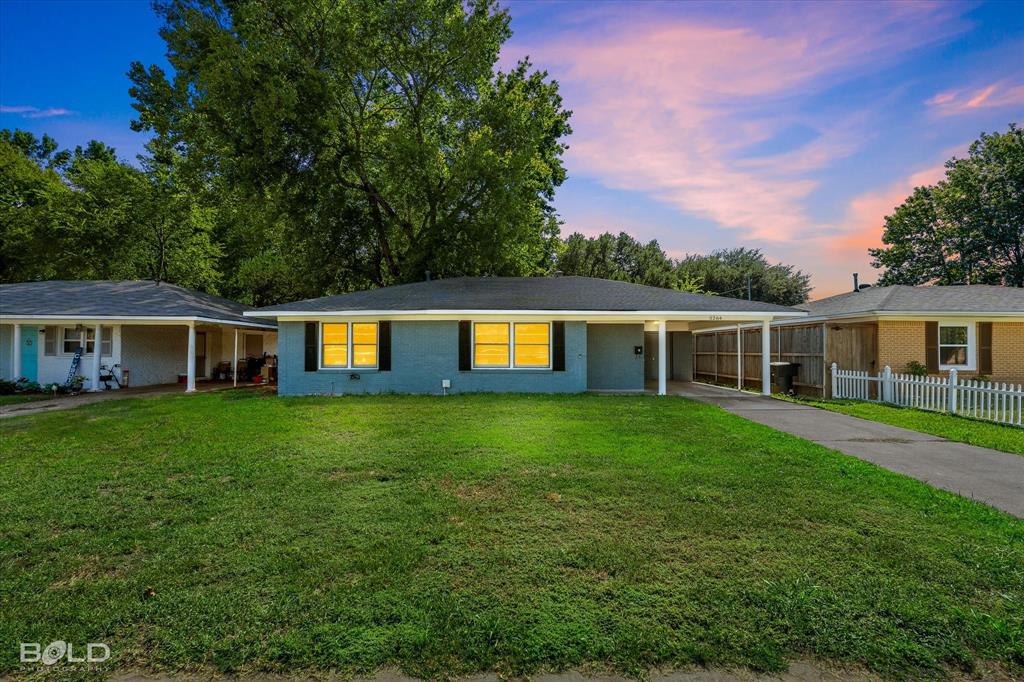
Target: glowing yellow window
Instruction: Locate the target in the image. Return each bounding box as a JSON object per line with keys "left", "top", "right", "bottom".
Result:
{"left": 474, "top": 322, "right": 509, "bottom": 367}
{"left": 514, "top": 323, "right": 550, "bottom": 367}
{"left": 352, "top": 322, "right": 378, "bottom": 367}
{"left": 322, "top": 323, "right": 348, "bottom": 367}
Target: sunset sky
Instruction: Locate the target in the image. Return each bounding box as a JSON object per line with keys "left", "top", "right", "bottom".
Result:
{"left": 2, "top": 0, "right": 1022, "bottom": 299}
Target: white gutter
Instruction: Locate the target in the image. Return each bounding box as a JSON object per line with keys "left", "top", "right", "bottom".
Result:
{"left": 787, "top": 310, "right": 1024, "bottom": 324}
{"left": 0, "top": 314, "right": 277, "bottom": 330}
{"left": 244, "top": 308, "right": 807, "bottom": 320}
{"left": 696, "top": 308, "right": 1024, "bottom": 333}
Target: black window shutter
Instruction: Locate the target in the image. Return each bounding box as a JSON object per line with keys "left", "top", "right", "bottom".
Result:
{"left": 378, "top": 321, "right": 392, "bottom": 371}
{"left": 458, "top": 321, "right": 471, "bottom": 371}
{"left": 304, "top": 322, "right": 318, "bottom": 372}
{"left": 925, "top": 321, "right": 939, "bottom": 373}
{"left": 978, "top": 322, "right": 992, "bottom": 375}
{"left": 552, "top": 321, "right": 566, "bottom": 371}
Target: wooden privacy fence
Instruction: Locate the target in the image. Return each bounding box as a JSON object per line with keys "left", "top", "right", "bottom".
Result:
{"left": 693, "top": 325, "right": 825, "bottom": 394}
{"left": 832, "top": 363, "right": 1024, "bottom": 427}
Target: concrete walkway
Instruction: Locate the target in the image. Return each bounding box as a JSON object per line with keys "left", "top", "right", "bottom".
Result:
{"left": 0, "top": 382, "right": 264, "bottom": 419}
{"left": 673, "top": 382, "right": 1024, "bottom": 518}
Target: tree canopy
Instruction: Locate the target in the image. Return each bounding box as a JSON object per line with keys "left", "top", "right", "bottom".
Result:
{"left": 557, "top": 232, "right": 680, "bottom": 289}
{"left": 871, "top": 124, "right": 1023, "bottom": 287}
{"left": 555, "top": 232, "right": 810, "bottom": 305}
{"left": 127, "top": 0, "right": 571, "bottom": 298}
{"left": 0, "top": 130, "right": 221, "bottom": 289}
{"left": 676, "top": 247, "right": 811, "bottom": 305}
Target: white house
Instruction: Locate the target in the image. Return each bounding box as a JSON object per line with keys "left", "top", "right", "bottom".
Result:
{"left": 0, "top": 280, "right": 277, "bottom": 391}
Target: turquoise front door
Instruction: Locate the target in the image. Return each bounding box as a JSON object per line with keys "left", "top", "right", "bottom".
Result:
{"left": 20, "top": 326, "right": 38, "bottom": 382}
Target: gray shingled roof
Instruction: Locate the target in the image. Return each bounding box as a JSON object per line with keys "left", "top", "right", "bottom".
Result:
{"left": 0, "top": 280, "right": 275, "bottom": 328}
{"left": 255, "top": 276, "right": 802, "bottom": 314}
{"left": 800, "top": 284, "right": 1024, "bottom": 316}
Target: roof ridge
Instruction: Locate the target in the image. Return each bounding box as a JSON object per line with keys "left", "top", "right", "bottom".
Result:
{"left": 877, "top": 285, "right": 903, "bottom": 308}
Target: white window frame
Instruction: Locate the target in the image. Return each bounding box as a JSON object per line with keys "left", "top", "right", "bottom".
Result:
{"left": 58, "top": 326, "right": 112, "bottom": 357}
{"left": 938, "top": 320, "right": 975, "bottom": 371}
{"left": 471, "top": 321, "right": 553, "bottom": 370}
{"left": 61, "top": 326, "right": 84, "bottom": 355}
{"left": 318, "top": 321, "right": 378, "bottom": 370}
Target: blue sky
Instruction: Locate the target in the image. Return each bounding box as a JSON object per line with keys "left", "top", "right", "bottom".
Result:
{"left": 2, "top": 0, "right": 1022, "bottom": 297}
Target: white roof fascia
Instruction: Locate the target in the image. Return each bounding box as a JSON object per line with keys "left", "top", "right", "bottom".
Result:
{"left": 0, "top": 314, "right": 276, "bottom": 330}
{"left": 245, "top": 309, "right": 808, "bottom": 322}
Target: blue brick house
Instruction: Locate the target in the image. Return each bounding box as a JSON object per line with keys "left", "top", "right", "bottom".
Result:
{"left": 249, "top": 276, "right": 804, "bottom": 396}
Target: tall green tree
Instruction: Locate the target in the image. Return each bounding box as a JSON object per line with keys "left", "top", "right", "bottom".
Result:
{"left": 0, "top": 132, "right": 71, "bottom": 281}
{"left": 676, "top": 248, "right": 811, "bottom": 305}
{"left": 871, "top": 124, "right": 1024, "bottom": 287}
{"left": 128, "top": 0, "right": 571, "bottom": 294}
{"left": 0, "top": 129, "right": 221, "bottom": 289}
{"left": 556, "top": 232, "right": 681, "bottom": 289}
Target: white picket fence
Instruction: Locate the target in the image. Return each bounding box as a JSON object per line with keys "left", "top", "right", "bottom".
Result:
{"left": 831, "top": 363, "right": 1024, "bottom": 427}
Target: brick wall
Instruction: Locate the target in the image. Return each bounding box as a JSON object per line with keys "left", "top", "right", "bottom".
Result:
{"left": 877, "top": 319, "right": 1023, "bottom": 383}
{"left": 992, "top": 322, "right": 1024, "bottom": 384}
{"left": 876, "top": 320, "right": 926, "bottom": 373}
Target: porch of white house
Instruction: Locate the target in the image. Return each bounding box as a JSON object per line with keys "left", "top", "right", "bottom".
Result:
{"left": 1, "top": 320, "right": 276, "bottom": 392}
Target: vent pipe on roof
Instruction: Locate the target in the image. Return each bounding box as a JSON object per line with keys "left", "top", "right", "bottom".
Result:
{"left": 553, "top": 270, "right": 564, "bottom": 277}
{"left": 853, "top": 273, "right": 859, "bottom": 292}
{"left": 425, "top": 270, "right": 431, "bottom": 282}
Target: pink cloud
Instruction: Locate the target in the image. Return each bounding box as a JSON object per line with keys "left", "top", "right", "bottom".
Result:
{"left": 787, "top": 161, "right": 952, "bottom": 298}
{"left": 509, "top": 2, "right": 968, "bottom": 243}
{"left": 927, "top": 80, "right": 1024, "bottom": 115}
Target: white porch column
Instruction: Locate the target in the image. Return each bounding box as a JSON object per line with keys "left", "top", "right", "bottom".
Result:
{"left": 232, "top": 328, "right": 238, "bottom": 388}
{"left": 90, "top": 323, "right": 102, "bottom": 391}
{"left": 186, "top": 323, "right": 196, "bottom": 392}
{"left": 657, "top": 320, "right": 667, "bottom": 396}
{"left": 736, "top": 324, "right": 742, "bottom": 390}
{"left": 761, "top": 319, "right": 771, "bottom": 396}
{"left": 12, "top": 324, "right": 22, "bottom": 380}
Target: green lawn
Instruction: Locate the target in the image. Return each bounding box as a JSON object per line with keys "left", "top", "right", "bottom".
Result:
{"left": 790, "top": 397, "right": 1024, "bottom": 456}
{"left": 0, "top": 393, "right": 55, "bottom": 407}
{"left": 1, "top": 392, "right": 1022, "bottom": 680}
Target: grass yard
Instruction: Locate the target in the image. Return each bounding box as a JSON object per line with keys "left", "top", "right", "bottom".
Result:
{"left": 790, "top": 397, "right": 1024, "bottom": 456}
{"left": 0, "top": 393, "right": 55, "bottom": 407}
{"left": 1, "top": 392, "right": 1022, "bottom": 680}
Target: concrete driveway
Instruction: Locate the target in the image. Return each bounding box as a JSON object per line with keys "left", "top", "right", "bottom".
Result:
{"left": 673, "top": 382, "right": 1024, "bottom": 518}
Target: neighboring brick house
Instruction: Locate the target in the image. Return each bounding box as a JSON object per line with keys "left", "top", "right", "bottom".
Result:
{"left": 799, "top": 284, "right": 1024, "bottom": 384}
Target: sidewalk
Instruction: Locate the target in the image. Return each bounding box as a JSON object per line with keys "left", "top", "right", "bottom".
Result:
{"left": 674, "top": 382, "right": 1024, "bottom": 518}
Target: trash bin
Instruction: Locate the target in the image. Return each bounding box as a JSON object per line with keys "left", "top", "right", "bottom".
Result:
{"left": 770, "top": 362, "right": 801, "bottom": 395}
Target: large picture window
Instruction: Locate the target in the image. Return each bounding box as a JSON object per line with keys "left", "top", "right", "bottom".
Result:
{"left": 472, "top": 322, "right": 551, "bottom": 369}
{"left": 513, "top": 323, "right": 550, "bottom": 367}
{"left": 321, "top": 323, "right": 348, "bottom": 367}
{"left": 320, "top": 322, "right": 378, "bottom": 369}
{"left": 473, "top": 323, "right": 510, "bottom": 367}
{"left": 939, "top": 323, "right": 972, "bottom": 368}
{"left": 352, "top": 323, "right": 378, "bottom": 368}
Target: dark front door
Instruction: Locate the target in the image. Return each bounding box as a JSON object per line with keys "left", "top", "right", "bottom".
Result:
{"left": 644, "top": 332, "right": 659, "bottom": 381}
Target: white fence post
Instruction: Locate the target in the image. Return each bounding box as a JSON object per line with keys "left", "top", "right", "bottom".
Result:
{"left": 829, "top": 364, "right": 1020, "bottom": 428}
{"left": 947, "top": 369, "right": 958, "bottom": 414}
